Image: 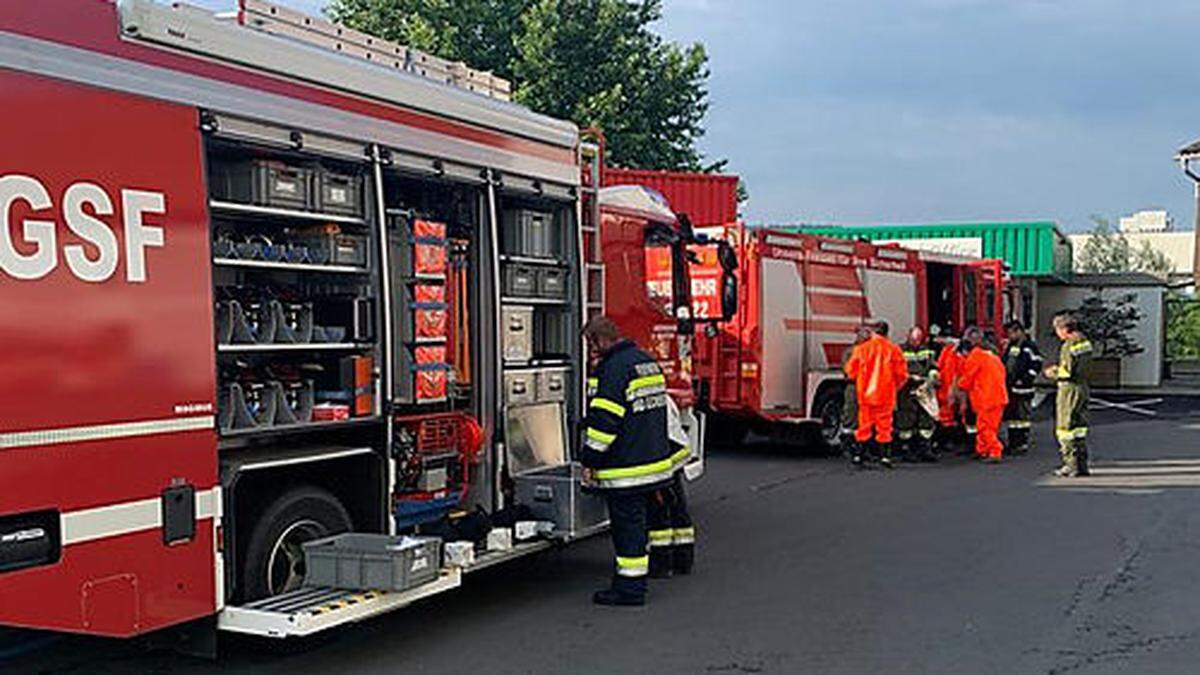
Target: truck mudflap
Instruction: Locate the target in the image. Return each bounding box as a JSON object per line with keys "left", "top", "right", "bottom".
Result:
{"left": 218, "top": 568, "right": 462, "bottom": 638}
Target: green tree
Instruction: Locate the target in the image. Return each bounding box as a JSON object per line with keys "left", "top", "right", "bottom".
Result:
{"left": 1076, "top": 216, "right": 1174, "bottom": 278}
{"left": 327, "top": 0, "right": 716, "bottom": 171}
{"left": 1166, "top": 292, "right": 1200, "bottom": 359}
{"left": 1072, "top": 292, "right": 1144, "bottom": 358}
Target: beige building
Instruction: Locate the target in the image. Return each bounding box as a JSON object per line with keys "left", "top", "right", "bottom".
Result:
{"left": 1068, "top": 220, "right": 1194, "bottom": 287}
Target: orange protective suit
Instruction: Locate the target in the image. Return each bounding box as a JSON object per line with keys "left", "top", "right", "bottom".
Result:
{"left": 936, "top": 343, "right": 963, "bottom": 427}
{"left": 844, "top": 334, "right": 908, "bottom": 444}
{"left": 957, "top": 346, "right": 1010, "bottom": 459}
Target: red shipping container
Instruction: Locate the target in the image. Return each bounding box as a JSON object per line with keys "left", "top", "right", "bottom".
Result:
{"left": 601, "top": 168, "right": 738, "bottom": 227}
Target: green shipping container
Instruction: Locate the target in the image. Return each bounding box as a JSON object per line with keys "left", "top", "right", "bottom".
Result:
{"left": 788, "top": 221, "right": 1072, "bottom": 278}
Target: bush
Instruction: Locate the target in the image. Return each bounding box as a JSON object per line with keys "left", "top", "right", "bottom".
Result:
{"left": 1072, "top": 293, "right": 1144, "bottom": 358}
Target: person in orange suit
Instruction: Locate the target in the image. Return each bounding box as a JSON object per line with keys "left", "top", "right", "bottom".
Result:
{"left": 955, "top": 326, "right": 1010, "bottom": 463}
{"left": 934, "top": 332, "right": 964, "bottom": 449}
{"left": 844, "top": 320, "right": 909, "bottom": 468}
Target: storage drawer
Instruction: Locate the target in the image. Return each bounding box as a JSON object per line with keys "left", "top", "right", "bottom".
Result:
{"left": 210, "top": 158, "right": 312, "bottom": 209}
{"left": 537, "top": 267, "right": 567, "bottom": 299}
{"left": 513, "top": 463, "right": 608, "bottom": 540}
{"left": 501, "top": 306, "right": 533, "bottom": 363}
{"left": 504, "top": 370, "right": 537, "bottom": 406}
{"left": 316, "top": 170, "right": 364, "bottom": 217}
{"left": 536, "top": 367, "right": 568, "bottom": 403}
{"left": 306, "top": 231, "right": 368, "bottom": 267}
{"left": 503, "top": 264, "right": 537, "bottom": 297}
{"left": 303, "top": 534, "right": 441, "bottom": 592}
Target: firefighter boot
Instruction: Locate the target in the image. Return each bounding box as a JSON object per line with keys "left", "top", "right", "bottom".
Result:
{"left": 672, "top": 543, "right": 695, "bottom": 575}
{"left": 917, "top": 437, "right": 938, "bottom": 463}
{"left": 1076, "top": 444, "right": 1090, "bottom": 477}
{"left": 850, "top": 440, "right": 866, "bottom": 468}
{"left": 878, "top": 443, "right": 895, "bottom": 469}
{"left": 648, "top": 549, "right": 673, "bottom": 579}
{"left": 594, "top": 576, "right": 646, "bottom": 607}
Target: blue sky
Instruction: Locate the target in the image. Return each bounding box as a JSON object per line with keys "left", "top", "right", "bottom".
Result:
{"left": 189, "top": 0, "right": 1200, "bottom": 232}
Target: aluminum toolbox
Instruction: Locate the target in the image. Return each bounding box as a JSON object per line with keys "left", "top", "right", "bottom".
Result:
{"left": 513, "top": 463, "right": 608, "bottom": 540}
{"left": 316, "top": 169, "right": 364, "bottom": 217}
{"left": 501, "top": 305, "right": 533, "bottom": 363}
{"left": 209, "top": 158, "right": 312, "bottom": 209}
{"left": 503, "top": 370, "right": 537, "bottom": 406}
{"left": 536, "top": 267, "right": 567, "bottom": 299}
{"left": 303, "top": 534, "right": 441, "bottom": 592}
{"left": 535, "top": 367, "right": 568, "bottom": 403}
{"left": 503, "top": 263, "right": 537, "bottom": 297}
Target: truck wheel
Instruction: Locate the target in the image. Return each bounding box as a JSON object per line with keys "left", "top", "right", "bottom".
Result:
{"left": 812, "top": 387, "right": 845, "bottom": 453}
{"left": 241, "top": 487, "right": 353, "bottom": 602}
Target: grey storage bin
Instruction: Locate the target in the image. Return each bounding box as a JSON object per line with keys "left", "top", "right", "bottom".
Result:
{"left": 218, "top": 381, "right": 279, "bottom": 431}
{"left": 316, "top": 169, "right": 364, "bottom": 217}
{"left": 501, "top": 209, "right": 559, "bottom": 258}
{"left": 537, "top": 267, "right": 567, "bottom": 299}
{"left": 503, "top": 264, "right": 537, "bottom": 297}
{"left": 307, "top": 233, "right": 368, "bottom": 267}
{"left": 209, "top": 158, "right": 312, "bottom": 210}
{"left": 303, "top": 534, "right": 441, "bottom": 592}
{"left": 272, "top": 380, "right": 315, "bottom": 426}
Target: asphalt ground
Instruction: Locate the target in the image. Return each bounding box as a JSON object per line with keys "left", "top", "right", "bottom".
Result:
{"left": 5, "top": 395, "right": 1200, "bottom": 674}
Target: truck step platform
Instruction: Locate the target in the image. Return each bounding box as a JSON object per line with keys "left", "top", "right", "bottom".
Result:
{"left": 217, "top": 569, "right": 462, "bottom": 638}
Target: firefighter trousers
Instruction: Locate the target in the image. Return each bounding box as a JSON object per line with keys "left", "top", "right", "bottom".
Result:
{"left": 1004, "top": 391, "right": 1034, "bottom": 451}
{"left": 975, "top": 405, "right": 1004, "bottom": 459}
{"left": 895, "top": 389, "right": 935, "bottom": 455}
{"left": 647, "top": 473, "right": 695, "bottom": 575}
{"left": 855, "top": 402, "right": 895, "bottom": 445}
{"left": 605, "top": 489, "right": 650, "bottom": 597}
{"left": 1056, "top": 384, "right": 1090, "bottom": 474}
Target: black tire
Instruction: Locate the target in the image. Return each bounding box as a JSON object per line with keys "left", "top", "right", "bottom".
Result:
{"left": 241, "top": 486, "right": 353, "bottom": 602}
{"left": 811, "top": 386, "right": 846, "bottom": 454}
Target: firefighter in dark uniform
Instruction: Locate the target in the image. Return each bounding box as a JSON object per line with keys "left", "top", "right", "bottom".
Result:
{"left": 1002, "top": 320, "right": 1043, "bottom": 455}
{"left": 580, "top": 317, "right": 691, "bottom": 606}
{"left": 1045, "top": 312, "right": 1093, "bottom": 477}
{"left": 895, "top": 326, "right": 939, "bottom": 462}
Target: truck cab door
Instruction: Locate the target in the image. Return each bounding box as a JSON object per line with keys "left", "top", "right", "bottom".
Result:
{"left": 967, "top": 260, "right": 1005, "bottom": 341}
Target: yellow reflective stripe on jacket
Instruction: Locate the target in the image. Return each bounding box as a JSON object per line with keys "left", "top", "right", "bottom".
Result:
{"left": 586, "top": 377, "right": 599, "bottom": 397}
{"left": 1069, "top": 341, "right": 1093, "bottom": 355}
{"left": 626, "top": 373, "right": 666, "bottom": 398}
{"left": 616, "top": 555, "right": 649, "bottom": 577}
{"left": 590, "top": 397, "right": 626, "bottom": 418}
{"left": 1056, "top": 365, "right": 1070, "bottom": 379}
{"left": 587, "top": 427, "right": 617, "bottom": 445}
{"left": 594, "top": 447, "right": 690, "bottom": 484}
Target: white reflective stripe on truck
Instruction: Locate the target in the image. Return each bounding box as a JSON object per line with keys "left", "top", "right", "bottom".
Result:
{"left": 61, "top": 487, "right": 221, "bottom": 546}
{"left": 0, "top": 415, "right": 214, "bottom": 449}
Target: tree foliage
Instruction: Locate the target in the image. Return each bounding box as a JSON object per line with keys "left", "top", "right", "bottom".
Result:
{"left": 1072, "top": 292, "right": 1144, "bottom": 359}
{"left": 327, "top": 0, "right": 716, "bottom": 171}
{"left": 1076, "top": 216, "right": 1175, "bottom": 278}
{"left": 1166, "top": 292, "right": 1200, "bottom": 359}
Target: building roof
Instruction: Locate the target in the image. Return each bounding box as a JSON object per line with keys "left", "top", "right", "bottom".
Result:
{"left": 1046, "top": 272, "right": 1168, "bottom": 288}
{"left": 1177, "top": 138, "right": 1200, "bottom": 159}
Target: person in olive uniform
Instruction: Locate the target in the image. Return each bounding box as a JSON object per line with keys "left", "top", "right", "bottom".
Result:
{"left": 839, "top": 326, "right": 872, "bottom": 453}
{"left": 1044, "top": 312, "right": 1093, "bottom": 477}
{"left": 895, "top": 326, "right": 939, "bottom": 462}
{"left": 1002, "top": 320, "right": 1043, "bottom": 455}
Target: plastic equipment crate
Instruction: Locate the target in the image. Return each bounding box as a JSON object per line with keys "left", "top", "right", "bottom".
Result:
{"left": 316, "top": 169, "right": 364, "bottom": 217}
{"left": 209, "top": 158, "right": 312, "bottom": 209}
{"left": 303, "top": 534, "right": 441, "bottom": 592}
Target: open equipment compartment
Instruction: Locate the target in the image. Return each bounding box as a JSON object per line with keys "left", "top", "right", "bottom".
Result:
{"left": 496, "top": 184, "right": 606, "bottom": 537}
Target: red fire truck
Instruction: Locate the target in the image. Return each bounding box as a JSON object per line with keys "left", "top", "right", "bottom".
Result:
{"left": 693, "top": 224, "right": 1012, "bottom": 447}
{"left": 0, "top": 0, "right": 727, "bottom": 647}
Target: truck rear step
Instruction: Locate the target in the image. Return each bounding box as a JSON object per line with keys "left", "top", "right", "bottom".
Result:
{"left": 217, "top": 569, "right": 462, "bottom": 638}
